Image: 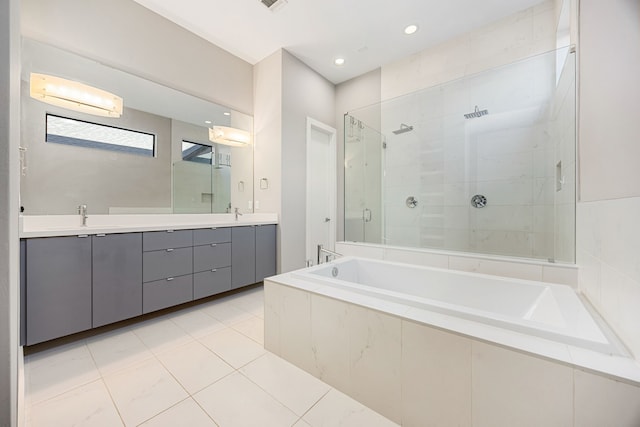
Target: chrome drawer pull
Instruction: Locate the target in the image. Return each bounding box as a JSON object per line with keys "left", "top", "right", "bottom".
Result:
{"left": 211, "top": 227, "right": 217, "bottom": 230}
{"left": 77, "top": 234, "right": 89, "bottom": 238}
{"left": 96, "top": 233, "right": 106, "bottom": 237}
{"left": 166, "top": 277, "right": 174, "bottom": 281}
{"left": 211, "top": 269, "right": 217, "bottom": 272}
{"left": 167, "top": 229, "right": 174, "bottom": 233}
{"left": 166, "top": 248, "right": 174, "bottom": 252}
{"left": 210, "top": 243, "right": 217, "bottom": 247}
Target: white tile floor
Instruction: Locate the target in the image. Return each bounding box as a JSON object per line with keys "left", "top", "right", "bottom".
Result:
{"left": 24, "top": 285, "right": 399, "bottom": 427}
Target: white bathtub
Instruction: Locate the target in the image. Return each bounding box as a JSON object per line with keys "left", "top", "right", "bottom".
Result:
{"left": 293, "top": 257, "right": 625, "bottom": 356}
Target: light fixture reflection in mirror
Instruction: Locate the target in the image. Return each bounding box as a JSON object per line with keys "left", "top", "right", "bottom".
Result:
{"left": 30, "top": 73, "right": 123, "bottom": 118}
{"left": 209, "top": 126, "right": 251, "bottom": 147}
{"left": 20, "top": 38, "right": 255, "bottom": 215}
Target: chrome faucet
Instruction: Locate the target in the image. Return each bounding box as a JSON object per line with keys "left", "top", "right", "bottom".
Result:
{"left": 317, "top": 244, "right": 342, "bottom": 265}
{"left": 234, "top": 207, "right": 243, "bottom": 221}
{"left": 78, "top": 204, "right": 88, "bottom": 226}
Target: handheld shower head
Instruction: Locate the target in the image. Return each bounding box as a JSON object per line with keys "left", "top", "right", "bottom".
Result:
{"left": 392, "top": 123, "right": 414, "bottom": 135}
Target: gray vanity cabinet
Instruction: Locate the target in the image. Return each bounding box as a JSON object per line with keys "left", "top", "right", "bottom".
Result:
{"left": 142, "top": 230, "right": 193, "bottom": 314}
{"left": 20, "top": 240, "right": 26, "bottom": 345}
{"left": 255, "top": 225, "right": 277, "bottom": 282}
{"left": 25, "top": 236, "right": 92, "bottom": 345}
{"left": 92, "top": 233, "right": 142, "bottom": 328}
{"left": 21, "top": 223, "right": 277, "bottom": 345}
{"left": 231, "top": 226, "right": 256, "bottom": 289}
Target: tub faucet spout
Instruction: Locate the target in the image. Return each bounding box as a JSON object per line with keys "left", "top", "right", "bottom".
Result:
{"left": 317, "top": 244, "right": 342, "bottom": 265}
{"left": 78, "top": 204, "right": 88, "bottom": 226}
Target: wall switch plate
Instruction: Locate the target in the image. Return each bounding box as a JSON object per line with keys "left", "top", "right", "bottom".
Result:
{"left": 248, "top": 200, "right": 253, "bottom": 210}
{"left": 255, "top": 200, "right": 260, "bottom": 210}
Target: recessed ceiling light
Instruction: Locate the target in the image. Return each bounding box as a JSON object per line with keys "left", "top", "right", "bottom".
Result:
{"left": 334, "top": 57, "right": 345, "bottom": 66}
{"left": 223, "top": 112, "right": 231, "bottom": 116}
{"left": 404, "top": 24, "right": 418, "bottom": 35}
{"left": 205, "top": 120, "right": 212, "bottom": 124}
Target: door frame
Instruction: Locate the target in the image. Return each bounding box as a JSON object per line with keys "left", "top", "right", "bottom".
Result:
{"left": 305, "top": 117, "right": 337, "bottom": 264}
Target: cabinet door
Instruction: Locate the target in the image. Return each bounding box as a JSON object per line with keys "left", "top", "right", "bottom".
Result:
{"left": 143, "top": 247, "right": 192, "bottom": 282}
{"left": 194, "top": 267, "right": 231, "bottom": 299}
{"left": 20, "top": 240, "right": 26, "bottom": 346}
{"left": 193, "top": 228, "right": 231, "bottom": 246}
{"left": 231, "top": 226, "right": 256, "bottom": 289}
{"left": 193, "top": 242, "right": 231, "bottom": 272}
{"left": 143, "top": 230, "right": 192, "bottom": 251}
{"left": 143, "top": 274, "right": 193, "bottom": 314}
{"left": 26, "top": 236, "right": 92, "bottom": 345}
{"left": 255, "top": 225, "right": 276, "bottom": 282}
{"left": 92, "top": 233, "right": 142, "bottom": 328}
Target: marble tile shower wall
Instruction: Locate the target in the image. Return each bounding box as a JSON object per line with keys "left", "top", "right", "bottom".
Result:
{"left": 578, "top": 197, "right": 640, "bottom": 360}
{"left": 381, "top": 50, "right": 564, "bottom": 260}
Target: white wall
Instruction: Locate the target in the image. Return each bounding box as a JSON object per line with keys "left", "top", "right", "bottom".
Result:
{"left": 281, "top": 51, "right": 335, "bottom": 272}
{"left": 253, "top": 49, "right": 336, "bottom": 273}
{"left": 20, "top": 0, "right": 253, "bottom": 114}
{"left": 0, "top": 0, "right": 20, "bottom": 424}
{"left": 577, "top": 0, "right": 640, "bottom": 359}
{"left": 253, "top": 50, "right": 283, "bottom": 269}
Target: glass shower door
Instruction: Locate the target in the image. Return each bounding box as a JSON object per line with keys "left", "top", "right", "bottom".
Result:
{"left": 344, "top": 115, "right": 384, "bottom": 244}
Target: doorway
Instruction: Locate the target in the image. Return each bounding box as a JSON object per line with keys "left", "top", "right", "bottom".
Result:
{"left": 306, "top": 118, "right": 337, "bottom": 265}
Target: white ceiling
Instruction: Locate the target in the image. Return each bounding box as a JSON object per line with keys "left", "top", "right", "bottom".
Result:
{"left": 132, "top": 0, "right": 546, "bottom": 84}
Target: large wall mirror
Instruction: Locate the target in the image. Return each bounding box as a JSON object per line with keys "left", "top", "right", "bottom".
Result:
{"left": 20, "top": 38, "right": 254, "bottom": 215}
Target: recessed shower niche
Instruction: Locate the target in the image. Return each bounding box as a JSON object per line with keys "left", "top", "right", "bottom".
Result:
{"left": 344, "top": 46, "right": 576, "bottom": 263}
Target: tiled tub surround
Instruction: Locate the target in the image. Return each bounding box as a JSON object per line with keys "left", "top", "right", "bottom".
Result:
{"left": 265, "top": 259, "right": 640, "bottom": 426}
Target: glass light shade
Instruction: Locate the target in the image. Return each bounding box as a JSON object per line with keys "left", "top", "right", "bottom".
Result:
{"left": 30, "top": 73, "right": 123, "bottom": 118}
{"left": 209, "top": 126, "right": 251, "bottom": 147}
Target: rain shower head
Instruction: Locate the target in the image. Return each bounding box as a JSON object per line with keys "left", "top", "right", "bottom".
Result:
{"left": 464, "top": 105, "right": 488, "bottom": 119}
{"left": 392, "top": 123, "right": 414, "bottom": 135}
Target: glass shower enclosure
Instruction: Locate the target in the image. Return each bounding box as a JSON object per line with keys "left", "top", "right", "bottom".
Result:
{"left": 344, "top": 46, "right": 576, "bottom": 263}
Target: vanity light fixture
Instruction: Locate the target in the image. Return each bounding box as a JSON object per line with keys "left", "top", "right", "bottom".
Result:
{"left": 334, "top": 57, "right": 345, "bottom": 66}
{"left": 223, "top": 112, "right": 231, "bottom": 116}
{"left": 209, "top": 125, "right": 251, "bottom": 147}
{"left": 404, "top": 24, "right": 418, "bottom": 35}
{"left": 30, "top": 73, "right": 123, "bottom": 118}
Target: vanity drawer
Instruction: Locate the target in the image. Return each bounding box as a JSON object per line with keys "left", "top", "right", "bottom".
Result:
{"left": 143, "top": 247, "right": 192, "bottom": 282}
{"left": 193, "top": 267, "right": 231, "bottom": 299}
{"left": 143, "top": 274, "right": 193, "bottom": 314}
{"left": 143, "top": 229, "right": 192, "bottom": 252}
{"left": 193, "top": 227, "right": 231, "bottom": 246}
{"left": 193, "top": 242, "right": 231, "bottom": 272}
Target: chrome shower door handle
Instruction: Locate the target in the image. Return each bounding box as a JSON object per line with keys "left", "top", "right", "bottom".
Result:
{"left": 363, "top": 208, "right": 372, "bottom": 222}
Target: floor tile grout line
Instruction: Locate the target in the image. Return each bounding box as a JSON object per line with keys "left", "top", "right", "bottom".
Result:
{"left": 296, "top": 387, "right": 333, "bottom": 423}
{"left": 97, "top": 377, "right": 128, "bottom": 427}
{"left": 236, "top": 352, "right": 333, "bottom": 422}
{"left": 26, "top": 340, "right": 100, "bottom": 408}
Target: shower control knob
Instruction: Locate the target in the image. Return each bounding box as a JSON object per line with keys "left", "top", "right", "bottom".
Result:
{"left": 471, "top": 194, "right": 487, "bottom": 208}
{"left": 406, "top": 196, "right": 418, "bottom": 208}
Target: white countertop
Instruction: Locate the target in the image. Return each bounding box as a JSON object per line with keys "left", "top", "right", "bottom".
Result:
{"left": 20, "top": 213, "right": 279, "bottom": 238}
